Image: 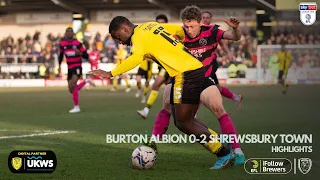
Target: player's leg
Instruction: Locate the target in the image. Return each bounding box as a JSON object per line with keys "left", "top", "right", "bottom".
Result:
{"left": 278, "top": 70, "right": 286, "bottom": 93}
{"left": 150, "top": 82, "right": 210, "bottom": 139}
{"left": 121, "top": 74, "right": 131, "bottom": 92}
{"left": 211, "top": 61, "right": 242, "bottom": 109}
{"left": 137, "top": 74, "right": 167, "bottom": 119}
{"left": 151, "top": 83, "right": 172, "bottom": 138}
{"left": 200, "top": 82, "right": 245, "bottom": 165}
{"left": 282, "top": 69, "right": 289, "bottom": 94}
{"left": 141, "top": 70, "right": 152, "bottom": 103}
{"left": 171, "top": 70, "right": 233, "bottom": 169}
{"left": 143, "top": 83, "right": 172, "bottom": 152}
{"left": 68, "top": 67, "right": 86, "bottom": 113}
{"left": 135, "top": 74, "right": 142, "bottom": 98}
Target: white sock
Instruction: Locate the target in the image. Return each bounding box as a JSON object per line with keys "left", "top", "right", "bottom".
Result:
{"left": 234, "top": 148, "right": 244, "bottom": 155}
{"left": 143, "top": 107, "right": 149, "bottom": 115}
{"left": 74, "top": 105, "right": 80, "bottom": 109}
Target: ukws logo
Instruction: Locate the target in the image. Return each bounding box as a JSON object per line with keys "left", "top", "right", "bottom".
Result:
{"left": 8, "top": 150, "right": 57, "bottom": 173}
{"left": 298, "top": 158, "right": 312, "bottom": 174}
{"left": 300, "top": 2, "right": 317, "bottom": 25}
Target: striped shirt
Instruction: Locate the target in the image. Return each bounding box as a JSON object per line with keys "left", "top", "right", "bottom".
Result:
{"left": 59, "top": 39, "right": 86, "bottom": 69}
{"left": 183, "top": 25, "right": 225, "bottom": 77}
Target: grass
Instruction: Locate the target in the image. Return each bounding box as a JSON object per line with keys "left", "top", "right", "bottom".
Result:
{"left": 0, "top": 85, "right": 319, "bottom": 180}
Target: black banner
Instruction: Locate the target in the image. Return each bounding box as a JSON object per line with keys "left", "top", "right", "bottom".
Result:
{"left": 8, "top": 150, "right": 57, "bottom": 173}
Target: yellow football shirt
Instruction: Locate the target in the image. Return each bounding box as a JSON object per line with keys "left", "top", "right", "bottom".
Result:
{"left": 111, "top": 22, "right": 202, "bottom": 77}
{"left": 139, "top": 59, "right": 153, "bottom": 71}
{"left": 115, "top": 49, "right": 128, "bottom": 65}
{"left": 277, "top": 51, "right": 292, "bottom": 71}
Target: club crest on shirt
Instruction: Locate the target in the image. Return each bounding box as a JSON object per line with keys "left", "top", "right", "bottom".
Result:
{"left": 199, "top": 38, "right": 207, "bottom": 46}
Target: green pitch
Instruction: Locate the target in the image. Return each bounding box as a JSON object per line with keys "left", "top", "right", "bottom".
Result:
{"left": 0, "top": 85, "right": 319, "bottom": 180}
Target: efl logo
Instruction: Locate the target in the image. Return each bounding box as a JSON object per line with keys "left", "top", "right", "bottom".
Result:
{"left": 8, "top": 150, "right": 57, "bottom": 173}
{"left": 300, "top": 2, "right": 317, "bottom": 26}
{"left": 244, "top": 158, "right": 292, "bottom": 174}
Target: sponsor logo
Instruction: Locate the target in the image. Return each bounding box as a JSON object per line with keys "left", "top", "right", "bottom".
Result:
{"left": 8, "top": 150, "right": 57, "bottom": 173}
{"left": 244, "top": 158, "right": 292, "bottom": 174}
{"left": 300, "top": 2, "right": 317, "bottom": 25}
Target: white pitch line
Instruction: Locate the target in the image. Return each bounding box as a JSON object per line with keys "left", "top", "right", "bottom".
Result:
{"left": 0, "top": 129, "right": 59, "bottom": 132}
{"left": 0, "top": 130, "right": 76, "bottom": 140}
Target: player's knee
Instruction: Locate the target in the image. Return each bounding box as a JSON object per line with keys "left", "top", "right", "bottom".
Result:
{"left": 152, "top": 78, "right": 164, "bottom": 90}
{"left": 162, "top": 102, "right": 171, "bottom": 113}
{"left": 69, "top": 86, "right": 75, "bottom": 93}
{"left": 175, "top": 120, "right": 193, "bottom": 134}
{"left": 211, "top": 104, "right": 226, "bottom": 118}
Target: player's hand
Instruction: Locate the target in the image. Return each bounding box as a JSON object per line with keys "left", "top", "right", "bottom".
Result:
{"left": 87, "top": 69, "right": 112, "bottom": 78}
{"left": 224, "top": 17, "right": 240, "bottom": 29}
{"left": 75, "top": 49, "right": 82, "bottom": 56}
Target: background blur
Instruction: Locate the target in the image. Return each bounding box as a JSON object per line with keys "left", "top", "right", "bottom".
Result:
{"left": 0, "top": 0, "right": 319, "bottom": 86}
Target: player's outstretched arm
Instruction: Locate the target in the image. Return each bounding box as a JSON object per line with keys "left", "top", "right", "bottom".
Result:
{"left": 222, "top": 17, "right": 241, "bottom": 41}
{"left": 88, "top": 54, "right": 143, "bottom": 78}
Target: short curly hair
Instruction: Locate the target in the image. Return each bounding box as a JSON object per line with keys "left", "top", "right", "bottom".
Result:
{"left": 180, "top": 5, "right": 202, "bottom": 22}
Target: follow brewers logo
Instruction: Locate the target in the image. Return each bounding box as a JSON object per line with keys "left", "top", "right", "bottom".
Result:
{"left": 300, "top": 2, "right": 317, "bottom": 26}
{"left": 8, "top": 150, "right": 57, "bottom": 173}
{"left": 298, "top": 158, "right": 312, "bottom": 174}
{"left": 244, "top": 158, "right": 292, "bottom": 174}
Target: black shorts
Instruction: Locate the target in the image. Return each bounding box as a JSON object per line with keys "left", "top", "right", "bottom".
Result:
{"left": 170, "top": 67, "right": 215, "bottom": 104}
{"left": 158, "top": 67, "right": 170, "bottom": 83}
{"left": 210, "top": 60, "right": 219, "bottom": 85}
{"left": 278, "top": 70, "right": 285, "bottom": 80}
{"left": 137, "top": 68, "right": 152, "bottom": 80}
{"left": 68, "top": 66, "right": 82, "bottom": 80}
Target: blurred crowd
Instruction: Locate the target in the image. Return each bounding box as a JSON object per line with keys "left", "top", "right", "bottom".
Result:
{"left": 0, "top": 28, "right": 319, "bottom": 79}
{"left": 260, "top": 30, "right": 320, "bottom": 69}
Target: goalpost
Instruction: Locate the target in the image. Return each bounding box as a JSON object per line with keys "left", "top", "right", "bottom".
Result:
{"left": 256, "top": 45, "right": 320, "bottom": 84}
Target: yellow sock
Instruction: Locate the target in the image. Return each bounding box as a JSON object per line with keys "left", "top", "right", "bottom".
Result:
{"left": 124, "top": 79, "right": 130, "bottom": 88}
{"left": 146, "top": 90, "right": 159, "bottom": 108}
{"left": 143, "top": 86, "right": 150, "bottom": 96}
{"left": 203, "top": 128, "right": 223, "bottom": 154}
{"left": 137, "top": 82, "right": 142, "bottom": 90}
{"left": 113, "top": 78, "right": 118, "bottom": 87}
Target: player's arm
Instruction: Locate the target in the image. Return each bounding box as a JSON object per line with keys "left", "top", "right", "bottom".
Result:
{"left": 88, "top": 53, "right": 144, "bottom": 78}
{"left": 162, "top": 24, "right": 185, "bottom": 42}
{"left": 58, "top": 44, "right": 64, "bottom": 72}
{"left": 221, "top": 17, "right": 241, "bottom": 41}
{"left": 77, "top": 43, "right": 88, "bottom": 59}
{"left": 111, "top": 53, "right": 144, "bottom": 76}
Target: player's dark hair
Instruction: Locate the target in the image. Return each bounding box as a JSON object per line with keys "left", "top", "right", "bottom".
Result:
{"left": 180, "top": 5, "right": 202, "bottom": 22}
{"left": 156, "top": 14, "right": 168, "bottom": 23}
{"left": 109, "top": 16, "right": 131, "bottom": 34}
{"left": 66, "top": 27, "right": 73, "bottom": 32}
{"left": 202, "top": 11, "right": 212, "bottom": 17}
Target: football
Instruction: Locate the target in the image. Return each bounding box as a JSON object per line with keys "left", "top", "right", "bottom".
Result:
{"left": 131, "top": 145, "right": 157, "bottom": 169}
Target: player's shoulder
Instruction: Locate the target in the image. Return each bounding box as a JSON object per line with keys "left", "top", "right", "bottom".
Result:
{"left": 202, "top": 24, "right": 221, "bottom": 32}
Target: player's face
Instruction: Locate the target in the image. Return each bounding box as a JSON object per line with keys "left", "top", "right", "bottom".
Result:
{"left": 201, "top": 13, "right": 212, "bottom": 25}
{"left": 111, "top": 26, "right": 132, "bottom": 46}
{"left": 65, "top": 28, "right": 74, "bottom": 39}
{"left": 156, "top": 19, "right": 167, "bottom": 23}
{"left": 183, "top": 20, "right": 201, "bottom": 38}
